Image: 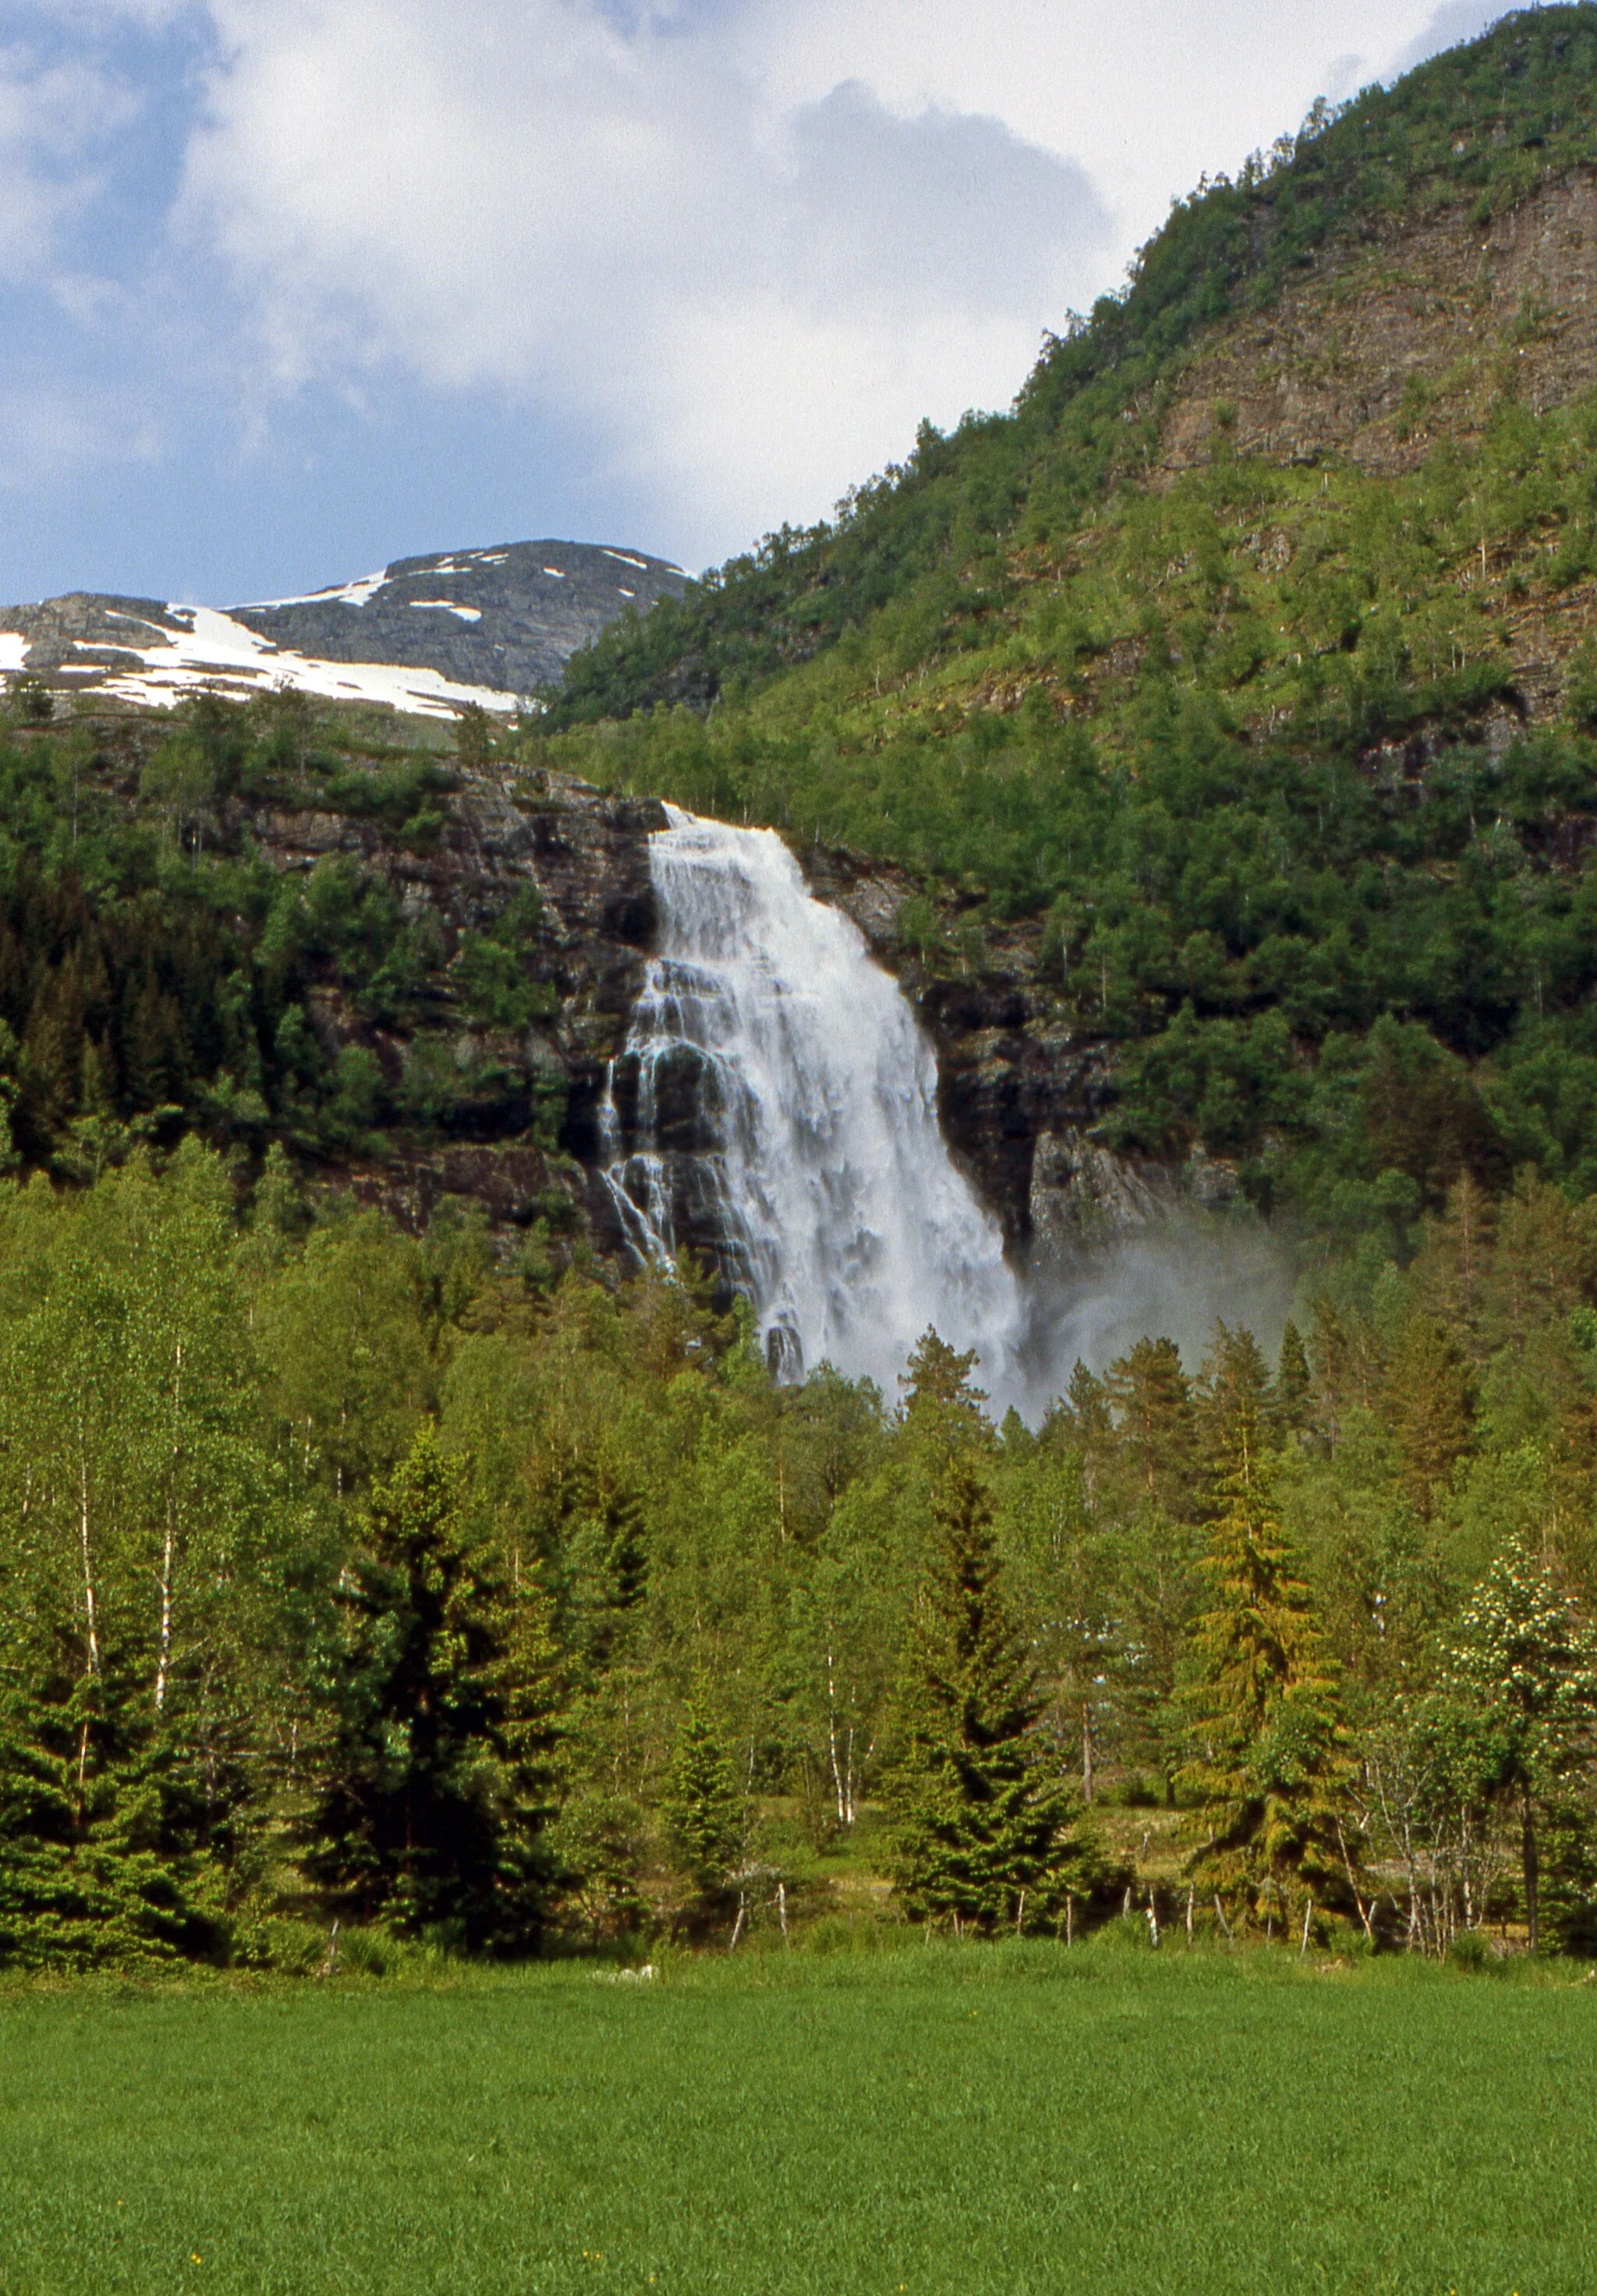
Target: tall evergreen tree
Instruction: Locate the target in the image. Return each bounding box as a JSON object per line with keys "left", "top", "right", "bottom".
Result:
{"left": 1383, "top": 1314, "right": 1475, "bottom": 1517}
{"left": 308, "top": 1427, "right": 565, "bottom": 1951}
{"left": 888, "top": 1458, "right": 1079, "bottom": 1932}
{"left": 1182, "top": 1407, "right": 1351, "bottom": 1926}
{"left": 667, "top": 1675, "right": 745, "bottom": 1924}
{"left": 1273, "top": 1321, "right": 1313, "bottom": 1441}
{"left": 1195, "top": 1322, "right": 1275, "bottom": 1482}
{"left": 1105, "top": 1336, "right": 1199, "bottom": 1516}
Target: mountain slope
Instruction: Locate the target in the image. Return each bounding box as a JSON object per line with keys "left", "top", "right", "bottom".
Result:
{"left": 534, "top": 8, "right": 1597, "bottom": 1228}
{"left": 547, "top": 7, "right": 1597, "bottom": 732}
{"left": 1, "top": 540, "right": 687, "bottom": 720}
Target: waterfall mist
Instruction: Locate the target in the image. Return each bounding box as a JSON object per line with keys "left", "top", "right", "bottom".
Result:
{"left": 600, "top": 810, "right": 1294, "bottom": 1416}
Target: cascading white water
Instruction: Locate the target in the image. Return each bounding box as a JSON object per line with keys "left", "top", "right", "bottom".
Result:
{"left": 599, "top": 807, "right": 1025, "bottom": 1400}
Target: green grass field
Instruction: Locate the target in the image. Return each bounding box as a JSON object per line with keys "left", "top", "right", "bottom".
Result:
{"left": 1, "top": 1941, "right": 1592, "bottom": 2296}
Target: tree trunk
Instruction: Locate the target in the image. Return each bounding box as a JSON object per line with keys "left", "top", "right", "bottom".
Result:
{"left": 1081, "top": 1702, "right": 1095, "bottom": 1804}
{"left": 79, "top": 1453, "right": 101, "bottom": 1680}
{"left": 154, "top": 1517, "right": 175, "bottom": 1713}
{"left": 1522, "top": 1784, "right": 1540, "bottom": 1955}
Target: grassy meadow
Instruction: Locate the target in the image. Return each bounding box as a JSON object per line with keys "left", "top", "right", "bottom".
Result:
{"left": 1, "top": 1942, "right": 1592, "bottom": 2296}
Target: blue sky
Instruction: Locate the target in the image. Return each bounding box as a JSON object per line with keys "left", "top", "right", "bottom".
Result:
{"left": 0, "top": 0, "right": 1515, "bottom": 605}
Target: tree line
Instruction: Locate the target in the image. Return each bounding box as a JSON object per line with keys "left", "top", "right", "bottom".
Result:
{"left": 2, "top": 1143, "right": 1595, "bottom": 1969}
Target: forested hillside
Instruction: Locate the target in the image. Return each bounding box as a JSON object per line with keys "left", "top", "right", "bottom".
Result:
{"left": 4, "top": 1146, "right": 1596, "bottom": 1969}
{"left": 9, "top": 11, "right": 1597, "bottom": 1975}
{"left": 543, "top": 9, "right": 1597, "bottom": 1234}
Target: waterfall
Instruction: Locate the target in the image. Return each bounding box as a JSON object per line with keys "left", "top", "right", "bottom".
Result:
{"left": 600, "top": 807, "right": 1025, "bottom": 1400}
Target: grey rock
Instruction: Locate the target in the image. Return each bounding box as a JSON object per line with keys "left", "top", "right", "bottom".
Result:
{"left": 1, "top": 539, "right": 688, "bottom": 706}
{"left": 231, "top": 539, "right": 688, "bottom": 696}
{"left": 1029, "top": 1126, "right": 1179, "bottom": 1258}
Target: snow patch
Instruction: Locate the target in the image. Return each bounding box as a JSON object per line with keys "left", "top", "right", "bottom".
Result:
{"left": 618, "top": 589, "right": 635, "bottom": 599}
{"left": 76, "top": 605, "right": 517, "bottom": 720}
{"left": 408, "top": 600, "right": 483, "bottom": 622}
{"left": 0, "top": 632, "right": 31, "bottom": 671}
{"left": 601, "top": 549, "right": 649, "bottom": 571}
{"left": 241, "top": 569, "right": 391, "bottom": 611}
{"left": 542, "top": 567, "right": 565, "bottom": 579}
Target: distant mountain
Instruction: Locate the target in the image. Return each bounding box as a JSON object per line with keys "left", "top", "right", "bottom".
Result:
{"left": 0, "top": 539, "right": 688, "bottom": 720}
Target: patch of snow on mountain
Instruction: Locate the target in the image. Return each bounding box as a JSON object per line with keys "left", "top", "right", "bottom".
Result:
{"left": 0, "top": 634, "right": 30, "bottom": 671}
{"left": 408, "top": 601, "right": 483, "bottom": 622}
{"left": 602, "top": 550, "right": 649, "bottom": 570}
{"left": 542, "top": 567, "right": 565, "bottom": 579}
{"left": 82, "top": 607, "right": 517, "bottom": 719}
{"left": 243, "top": 569, "right": 391, "bottom": 610}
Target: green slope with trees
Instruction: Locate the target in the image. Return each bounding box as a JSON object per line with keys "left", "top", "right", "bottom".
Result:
{"left": 540, "top": 8, "right": 1597, "bottom": 1228}
{"left": 2, "top": 1144, "right": 1597, "bottom": 1968}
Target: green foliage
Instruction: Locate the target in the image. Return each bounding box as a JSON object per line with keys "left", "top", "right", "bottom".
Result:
{"left": 307, "top": 1427, "right": 564, "bottom": 1951}
{"left": 1450, "top": 1542, "right": 1597, "bottom": 1948}
{"left": 667, "top": 1676, "right": 745, "bottom": 1915}
{"left": 1182, "top": 1394, "right": 1353, "bottom": 1920}
{"left": 0, "top": 703, "right": 569, "bottom": 1183}
{"left": 0, "top": 1136, "right": 1596, "bottom": 1967}
{"left": 888, "top": 1458, "right": 1082, "bottom": 1931}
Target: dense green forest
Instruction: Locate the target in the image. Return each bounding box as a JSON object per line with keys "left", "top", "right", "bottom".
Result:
{"left": 0, "top": 697, "right": 566, "bottom": 1182}
{"left": 3, "top": 1144, "right": 1595, "bottom": 1969}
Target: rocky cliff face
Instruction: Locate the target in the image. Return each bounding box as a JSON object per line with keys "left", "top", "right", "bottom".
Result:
{"left": 239, "top": 764, "right": 1155, "bottom": 1274}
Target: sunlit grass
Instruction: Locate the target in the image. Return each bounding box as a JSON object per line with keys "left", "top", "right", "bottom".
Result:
{"left": 2, "top": 1940, "right": 1592, "bottom": 2294}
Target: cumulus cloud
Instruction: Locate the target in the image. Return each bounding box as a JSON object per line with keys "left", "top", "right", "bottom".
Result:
{"left": 174, "top": 0, "right": 1111, "bottom": 555}
{"left": 0, "top": 0, "right": 1536, "bottom": 592}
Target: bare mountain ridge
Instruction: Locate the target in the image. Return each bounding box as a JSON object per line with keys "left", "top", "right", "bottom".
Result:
{"left": 0, "top": 539, "right": 689, "bottom": 720}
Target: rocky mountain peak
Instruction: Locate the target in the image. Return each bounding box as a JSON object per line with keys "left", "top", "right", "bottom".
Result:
{"left": 0, "top": 538, "right": 689, "bottom": 720}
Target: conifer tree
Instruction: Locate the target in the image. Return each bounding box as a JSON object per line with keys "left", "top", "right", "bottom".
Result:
{"left": 1105, "top": 1336, "right": 1198, "bottom": 1515}
{"left": 1273, "top": 1321, "right": 1312, "bottom": 1440}
{"left": 899, "top": 1330, "right": 994, "bottom": 1462}
{"left": 1383, "top": 1313, "right": 1475, "bottom": 1515}
{"left": 1195, "top": 1322, "right": 1275, "bottom": 1480}
{"left": 308, "top": 1427, "right": 565, "bottom": 1951}
{"left": 1182, "top": 1405, "right": 1351, "bottom": 1926}
{"left": 667, "top": 1675, "right": 745, "bottom": 1923}
{"left": 888, "top": 1458, "right": 1078, "bottom": 1932}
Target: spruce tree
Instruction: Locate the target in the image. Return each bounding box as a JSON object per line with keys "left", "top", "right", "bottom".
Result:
{"left": 1182, "top": 1408, "right": 1351, "bottom": 1926}
{"left": 1105, "top": 1336, "right": 1198, "bottom": 1515}
{"left": 889, "top": 1458, "right": 1078, "bottom": 1933}
{"left": 308, "top": 1428, "right": 564, "bottom": 1952}
{"left": 1273, "top": 1321, "right": 1313, "bottom": 1441}
{"left": 1383, "top": 1313, "right": 1475, "bottom": 1516}
{"left": 1195, "top": 1322, "right": 1276, "bottom": 1479}
{"left": 667, "top": 1677, "right": 745, "bottom": 1923}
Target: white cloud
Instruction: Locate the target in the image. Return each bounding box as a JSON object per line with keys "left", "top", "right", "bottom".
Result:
{"left": 176, "top": 0, "right": 1114, "bottom": 558}
{"left": 2, "top": 0, "right": 1533, "bottom": 573}
{"left": 0, "top": 42, "right": 143, "bottom": 280}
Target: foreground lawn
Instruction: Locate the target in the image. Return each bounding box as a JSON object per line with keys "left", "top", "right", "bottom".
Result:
{"left": 1, "top": 1941, "right": 1593, "bottom": 2295}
